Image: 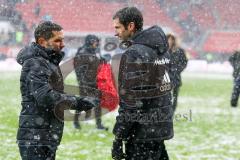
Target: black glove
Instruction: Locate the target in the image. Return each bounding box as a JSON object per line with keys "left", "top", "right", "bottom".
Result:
{"left": 76, "top": 97, "right": 99, "bottom": 111}
{"left": 112, "top": 139, "right": 126, "bottom": 160}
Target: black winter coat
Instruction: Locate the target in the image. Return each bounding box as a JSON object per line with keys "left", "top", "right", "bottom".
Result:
{"left": 113, "top": 26, "right": 174, "bottom": 142}
{"left": 73, "top": 45, "right": 100, "bottom": 97}
{"left": 169, "top": 48, "right": 188, "bottom": 87}
{"left": 16, "top": 42, "right": 79, "bottom": 146}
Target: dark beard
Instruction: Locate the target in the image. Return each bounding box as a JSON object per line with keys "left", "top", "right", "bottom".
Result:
{"left": 46, "top": 44, "right": 61, "bottom": 54}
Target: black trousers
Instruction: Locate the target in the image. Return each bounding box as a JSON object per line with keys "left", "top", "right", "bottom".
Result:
{"left": 19, "top": 145, "right": 56, "bottom": 160}
{"left": 74, "top": 105, "right": 102, "bottom": 126}
{"left": 125, "top": 141, "right": 169, "bottom": 160}
{"left": 172, "top": 86, "right": 180, "bottom": 112}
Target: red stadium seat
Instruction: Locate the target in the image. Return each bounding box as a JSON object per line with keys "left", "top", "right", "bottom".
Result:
{"left": 203, "top": 31, "right": 240, "bottom": 53}
{"left": 15, "top": 0, "right": 183, "bottom": 35}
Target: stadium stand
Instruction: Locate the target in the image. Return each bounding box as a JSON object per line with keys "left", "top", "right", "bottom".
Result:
{"left": 203, "top": 31, "right": 240, "bottom": 53}
{"left": 15, "top": 0, "right": 182, "bottom": 34}
{"left": 1, "top": 0, "right": 240, "bottom": 58}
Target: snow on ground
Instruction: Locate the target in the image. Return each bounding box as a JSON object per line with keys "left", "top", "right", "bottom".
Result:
{"left": 0, "top": 61, "right": 239, "bottom": 160}
{"left": 0, "top": 58, "right": 233, "bottom": 75}
{"left": 182, "top": 72, "right": 232, "bottom": 80}
{"left": 0, "top": 58, "right": 21, "bottom": 71}
{"left": 178, "top": 96, "right": 239, "bottom": 115}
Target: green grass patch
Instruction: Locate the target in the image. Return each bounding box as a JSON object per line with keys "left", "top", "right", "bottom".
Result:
{"left": 0, "top": 72, "right": 239, "bottom": 160}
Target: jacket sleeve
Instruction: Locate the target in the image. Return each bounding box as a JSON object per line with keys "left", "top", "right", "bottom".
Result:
{"left": 25, "top": 58, "right": 79, "bottom": 110}
{"left": 74, "top": 56, "right": 85, "bottom": 83}
{"left": 113, "top": 51, "right": 138, "bottom": 140}
{"left": 178, "top": 48, "right": 188, "bottom": 73}
{"left": 74, "top": 54, "right": 99, "bottom": 88}
{"left": 229, "top": 54, "right": 235, "bottom": 67}
{"left": 113, "top": 104, "right": 137, "bottom": 140}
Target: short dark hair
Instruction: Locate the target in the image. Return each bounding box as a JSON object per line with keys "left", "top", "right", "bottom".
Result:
{"left": 85, "top": 34, "right": 99, "bottom": 46}
{"left": 113, "top": 7, "right": 143, "bottom": 31}
{"left": 34, "top": 21, "right": 63, "bottom": 42}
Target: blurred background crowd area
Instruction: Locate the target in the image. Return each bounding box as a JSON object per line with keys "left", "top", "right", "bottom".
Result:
{"left": 0, "top": 0, "right": 239, "bottom": 64}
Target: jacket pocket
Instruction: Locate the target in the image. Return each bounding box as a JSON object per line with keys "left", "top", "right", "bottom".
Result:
{"left": 19, "top": 115, "right": 50, "bottom": 129}
{"left": 17, "top": 128, "right": 61, "bottom": 145}
{"left": 133, "top": 105, "right": 174, "bottom": 142}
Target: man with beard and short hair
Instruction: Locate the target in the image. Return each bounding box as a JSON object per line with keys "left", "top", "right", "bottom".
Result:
{"left": 73, "top": 34, "right": 108, "bottom": 130}
{"left": 16, "top": 21, "right": 98, "bottom": 160}
{"left": 111, "top": 7, "right": 174, "bottom": 160}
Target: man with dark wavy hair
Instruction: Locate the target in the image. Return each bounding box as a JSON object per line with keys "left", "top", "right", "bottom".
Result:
{"left": 112, "top": 7, "right": 173, "bottom": 160}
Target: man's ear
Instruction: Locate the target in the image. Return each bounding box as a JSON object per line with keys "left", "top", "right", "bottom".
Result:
{"left": 128, "top": 22, "right": 136, "bottom": 32}
{"left": 37, "top": 37, "right": 47, "bottom": 47}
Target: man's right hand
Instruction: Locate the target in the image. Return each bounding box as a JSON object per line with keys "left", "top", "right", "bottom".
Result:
{"left": 76, "top": 97, "right": 99, "bottom": 111}
{"left": 112, "top": 139, "right": 126, "bottom": 160}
